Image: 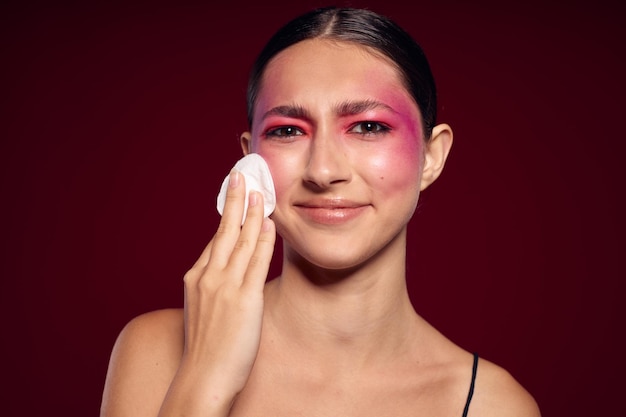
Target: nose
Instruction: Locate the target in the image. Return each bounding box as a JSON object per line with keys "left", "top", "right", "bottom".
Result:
{"left": 303, "top": 128, "right": 351, "bottom": 189}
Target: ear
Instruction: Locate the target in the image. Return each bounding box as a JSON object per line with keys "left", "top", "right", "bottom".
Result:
{"left": 420, "top": 123, "right": 453, "bottom": 191}
{"left": 240, "top": 131, "right": 253, "bottom": 156}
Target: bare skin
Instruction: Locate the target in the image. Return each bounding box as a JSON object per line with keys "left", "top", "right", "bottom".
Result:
{"left": 100, "top": 39, "right": 540, "bottom": 417}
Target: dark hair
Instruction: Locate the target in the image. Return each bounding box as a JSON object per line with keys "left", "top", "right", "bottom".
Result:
{"left": 246, "top": 7, "right": 438, "bottom": 139}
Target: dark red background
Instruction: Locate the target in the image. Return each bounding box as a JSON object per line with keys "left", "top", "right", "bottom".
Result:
{"left": 2, "top": 0, "right": 624, "bottom": 415}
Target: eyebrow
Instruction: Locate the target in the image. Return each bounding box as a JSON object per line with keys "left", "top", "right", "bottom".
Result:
{"left": 261, "top": 104, "right": 312, "bottom": 121}
{"left": 334, "top": 99, "right": 396, "bottom": 116}
{"left": 261, "top": 99, "right": 396, "bottom": 122}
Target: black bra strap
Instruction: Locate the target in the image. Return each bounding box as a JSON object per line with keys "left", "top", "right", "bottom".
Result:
{"left": 462, "top": 353, "right": 479, "bottom": 417}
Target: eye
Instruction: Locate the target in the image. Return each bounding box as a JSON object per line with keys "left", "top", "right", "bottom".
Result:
{"left": 349, "top": 121, "right": 390, "bottom": 135}
{"left": 265, "top": 126, "right": 304, "bottom": 138}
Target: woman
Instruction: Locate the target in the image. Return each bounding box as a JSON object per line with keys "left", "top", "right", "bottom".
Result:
{"left": 101, "top": 7, "right": 540, "bottom": 417}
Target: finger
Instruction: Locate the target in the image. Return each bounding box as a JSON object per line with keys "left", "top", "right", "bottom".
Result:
{"left": 210, "top": 170, "right": 247, "bottom": 267}
{"left": 241, "top": 217, "right": 276, "bottom": 293}
{"left": 226, "top": 190, "right": 266, "bottom": 278}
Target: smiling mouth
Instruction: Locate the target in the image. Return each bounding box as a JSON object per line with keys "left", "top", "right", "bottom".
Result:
{"left": 294, "top": 202, "right": 369, "bottom": 224}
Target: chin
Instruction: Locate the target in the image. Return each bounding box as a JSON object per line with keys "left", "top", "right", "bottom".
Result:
{"left": 284, "top": 239, "right": 386, "bottom": 279}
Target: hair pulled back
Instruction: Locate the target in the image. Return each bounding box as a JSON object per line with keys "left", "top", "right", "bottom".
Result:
{"left": 246, "top": 7, "right": 438, "bottom": 139}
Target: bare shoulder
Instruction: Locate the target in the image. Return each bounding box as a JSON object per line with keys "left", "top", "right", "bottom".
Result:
{"left": 470, "top": 356, "right": 541, "bottom": 417}
{"left": 100, "top": 308, "right": 185, "bottom": 417}
{"left": 115, "top": 308, "right": 184, "bottom": 348}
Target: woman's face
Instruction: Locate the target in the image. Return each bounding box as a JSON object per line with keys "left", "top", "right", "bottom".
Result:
{"left": 244, "top": 39, "right": 426, "bottom": 270}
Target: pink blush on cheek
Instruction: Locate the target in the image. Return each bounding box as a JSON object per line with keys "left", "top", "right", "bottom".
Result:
{"left": 366, "top": 131, "right": 423, "bottom": 195}
{"left": 371, "top": 149, "right": 419, "bottom": 183}
{"left": 252, "top": 150, "right": 291, "bottom": 202}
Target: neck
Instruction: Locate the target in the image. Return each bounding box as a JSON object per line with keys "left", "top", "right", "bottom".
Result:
{"left": 264, "top": 229, "right": 419, "bottom": 365}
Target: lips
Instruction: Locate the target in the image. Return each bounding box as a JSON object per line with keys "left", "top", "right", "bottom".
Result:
{"left": 294, "top": 198, "right": 369, "bottom": 225}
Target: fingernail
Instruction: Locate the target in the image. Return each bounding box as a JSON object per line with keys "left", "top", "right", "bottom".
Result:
{"left": 249, "top": 191, "right": 259, "bottom": 206}
{"left": 229, "top": 170, "right": 240, "bottom": 188}
{"left": 261, "top": 218, "right": 271, "bottom": 232}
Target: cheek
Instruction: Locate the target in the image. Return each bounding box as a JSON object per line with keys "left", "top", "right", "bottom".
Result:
{"left": 367, "top": 139, "right": 423, "bottom": 194}
{"left": 252, "top": 145, "right": 296, "bottom": 204}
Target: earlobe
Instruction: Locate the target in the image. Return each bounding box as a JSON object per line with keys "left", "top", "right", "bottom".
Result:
{"left": 420, "top": 123, "right": 453, "bottom": 191}
{"left": 240, "top": 131, "right": 252, "bottom": 155}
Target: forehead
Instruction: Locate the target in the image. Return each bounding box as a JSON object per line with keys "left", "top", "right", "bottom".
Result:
{"left": 255, "top": 39, "right": 417, "bottom": 116}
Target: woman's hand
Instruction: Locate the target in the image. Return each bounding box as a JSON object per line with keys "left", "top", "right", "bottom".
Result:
{"left": 160, "top": 170, "right": 276, "bottom": 416}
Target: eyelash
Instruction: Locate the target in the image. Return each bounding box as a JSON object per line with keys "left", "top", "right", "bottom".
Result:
{"left": 265, "top": 126, "right": 304, "bottom": 139}
{"left": 348, "top": 121, "right": 391, "bottom": 136}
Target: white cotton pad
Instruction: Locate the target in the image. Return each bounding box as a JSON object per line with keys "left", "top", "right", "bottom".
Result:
{"left": 216, "top": 153, "right": 276, "bottom": 224}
